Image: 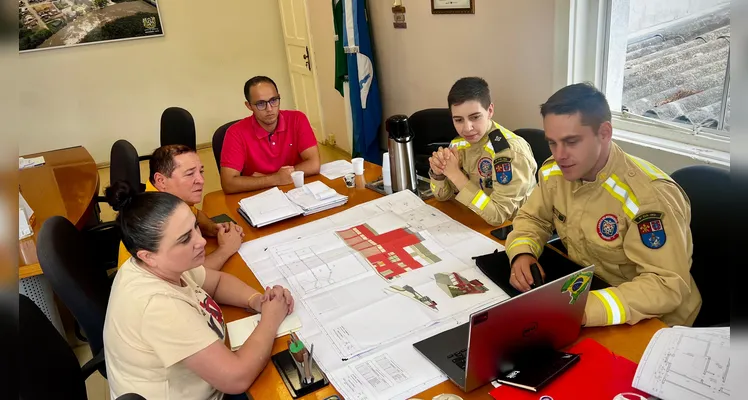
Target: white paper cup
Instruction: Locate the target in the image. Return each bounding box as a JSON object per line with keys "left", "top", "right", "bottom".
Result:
{"left": 291, "top": 171, "right": 304, "bottom": 187}
{"left": 352, "top": 157, "right": 364, "bottom": 175}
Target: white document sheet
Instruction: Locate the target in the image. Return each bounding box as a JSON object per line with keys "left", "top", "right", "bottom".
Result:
{"left": 236, "top": 190, "right": 508, "bottom": 399}
{"left": 320, "top": 159, "right": 354, "bottom": 180}
{"left": 632, "top": 326, "right": 731, "bottom": 400}
{"left": 19, "top": 156, "right": 45, "bottom": 169}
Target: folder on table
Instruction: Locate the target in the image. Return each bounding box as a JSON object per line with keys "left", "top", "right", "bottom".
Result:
{"left": 489, "top": 338, "right": 648, "bottom": 399}
{"left": 237, "top": 183, "right": 347, "bottom": 227}
{"left": 227, "top": 313, "right": 302, "bottom": 351}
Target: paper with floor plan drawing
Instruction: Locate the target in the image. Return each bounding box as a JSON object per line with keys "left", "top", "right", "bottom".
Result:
{"left": 632, "top": 326, "right": 731, "bottom": 400}
{"left": 237, "top": 190, "right": 509, "bottom": 399}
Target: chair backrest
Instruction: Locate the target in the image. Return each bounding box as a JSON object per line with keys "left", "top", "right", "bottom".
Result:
{"left": 160, "top": 106, "right": 196, "bottom": 150}
{"left": 83, "top": 221, "right": 122, "bottom": 273}
{"left": 110, "top": 139, "right": 145, "bottom": 193}
{"left": 20, "top": 293, "right": 88, "bottom": 400}
{"left": 116, "top": 394, "right": 147, "bottom": 400}
{"left": 512, "top": 128, "right": 551, "bottom": 169}
{"left": 406, "top": 108, "right": 456, "bottom": 177}
{"left": 408, "top": 108, "right": 457, "bottom": 154}
{"left": 37, "top": 216, "right": 111, "bottom": 373}
{"left": 212, "top": 119, "right": 241, "bottom": 170}
{"left": 670, "top": 164, "right": 730, "bottom": 327}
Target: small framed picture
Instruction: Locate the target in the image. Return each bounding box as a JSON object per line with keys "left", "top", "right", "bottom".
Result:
{"left": 431, "top": 0, "right": 474, "bottom": 14}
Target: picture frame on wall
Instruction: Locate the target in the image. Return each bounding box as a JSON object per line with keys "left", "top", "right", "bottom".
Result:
{"left": 431, "top": 0, "right": 475, "bottom": 14}
{"left": 19, "top": 0, "right": 165, "bottom": 53}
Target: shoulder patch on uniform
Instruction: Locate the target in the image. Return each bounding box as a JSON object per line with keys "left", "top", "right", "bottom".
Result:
{"left": 488, "top": 130, "right": 510, "bottom": 153}
{"left": 493, "top": 156, "right": 513, "bottom": 184}
{"left": 633, "top": 211, "right": 666, "bottom": 249}
{"left": 477, "top": 156, "right": 492, "bottom": 177}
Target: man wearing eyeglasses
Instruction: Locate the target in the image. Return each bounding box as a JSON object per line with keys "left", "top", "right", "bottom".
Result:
{"left": 220, "top": 75, "right": 321, "bottom": 194}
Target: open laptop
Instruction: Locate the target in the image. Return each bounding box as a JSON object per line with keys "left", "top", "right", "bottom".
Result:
{"left": 413, "top": 249, "right": 595, "bottom": 392}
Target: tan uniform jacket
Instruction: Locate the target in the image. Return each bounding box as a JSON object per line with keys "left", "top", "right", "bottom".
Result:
{"left": 505, "top": 142, "right": 702, "bottom": 327}
{"left": 429, "top": 121, "right": 538, "bottom": 226}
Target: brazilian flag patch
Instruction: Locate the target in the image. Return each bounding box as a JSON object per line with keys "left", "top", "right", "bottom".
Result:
{"left": 561, "top": 271, "right": 592, "bottom": 304}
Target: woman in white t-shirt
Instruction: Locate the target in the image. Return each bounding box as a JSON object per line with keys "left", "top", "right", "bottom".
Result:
{"left": 102, "top": 180, "right": 294, "bottom": 400}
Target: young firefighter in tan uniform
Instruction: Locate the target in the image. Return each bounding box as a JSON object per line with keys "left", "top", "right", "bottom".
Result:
{"left": 429, "top": 77, "right": 537, "bottom": 226}
{"left": 505, "top": 83, "right": 702, "bottom": 328}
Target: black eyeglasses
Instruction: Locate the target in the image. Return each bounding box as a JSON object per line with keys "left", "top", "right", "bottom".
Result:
{"left": 254, "top": 96, "right": 280, "bottom": 110}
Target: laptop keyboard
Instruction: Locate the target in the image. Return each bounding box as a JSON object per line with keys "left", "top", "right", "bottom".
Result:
{"left": 447, "top": 348, "right": 467, "bottom": 370}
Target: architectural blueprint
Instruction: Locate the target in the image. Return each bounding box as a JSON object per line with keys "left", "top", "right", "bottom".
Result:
{"left": 633, "top": 326, "right": 731, "bottom": 400}
{"left": 237, "top": 190, "right": 509, "bottom": 399}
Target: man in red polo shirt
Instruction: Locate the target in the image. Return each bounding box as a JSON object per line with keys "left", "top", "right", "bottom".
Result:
{"left": 220, "top": 76, "right": 321, "bottom": 194}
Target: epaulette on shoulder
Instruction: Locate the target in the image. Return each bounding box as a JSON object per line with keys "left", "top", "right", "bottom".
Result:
{"left": 450, "top": 137, "right": 470, "bottom": 150}
{"left": 487, "top": 130, "right": 510, "bottom": 153}
{"left": 539, "top": 157, "right": 562, "bottom": 181}
{"left": 625, "top": 154, "right": 672, "bottom": 181}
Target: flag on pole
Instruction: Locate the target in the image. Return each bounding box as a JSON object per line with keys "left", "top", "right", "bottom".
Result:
{"left": 332, "top": 0, "right": 346, "bottom": 97}
{"left": 340, "top": 0, "right": 383, "bottom": 163}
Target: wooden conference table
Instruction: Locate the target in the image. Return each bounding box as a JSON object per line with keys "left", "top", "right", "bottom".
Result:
{"left": 202, "top": 161, "right": 666, "bottom": 400}
{"left": 19, "top": 146, "right": 100, "bottom": 279}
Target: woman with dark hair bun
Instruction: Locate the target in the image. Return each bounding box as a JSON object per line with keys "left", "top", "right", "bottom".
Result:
{"left": 102, "top": 180, "right": 294, "bottom": 400}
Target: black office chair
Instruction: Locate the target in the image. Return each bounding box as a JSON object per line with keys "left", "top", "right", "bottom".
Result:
{"left": 671, "top": 164, "right": 730, "bottom": 327}
{"left": 87, "top": 139, "right": 135, "bottom": 271}
{"left": 212, "top": 119, "right": 241, "bottom": 170}
{"left": 161, "top": 106, "right": 197, "bottom": 150}
{"left": 116, "top": 394, "right": 147, "bottom": 400}
{"left": 37, "top": 216, "right": 112, "bottom": 378}
{"left": 20, "top": 293, "right": 105, "bottom": 399}
{"left": 509, "top": 128, "right": 563, "bottom": 245}
{"left": 111, "top": 139, "right": 145, "bottom": 193}
{"left": 407, "top": 108, "right": 457, "bottom": 178}
{"left": 513, "top": 128, "right": 551, "bottom": 169}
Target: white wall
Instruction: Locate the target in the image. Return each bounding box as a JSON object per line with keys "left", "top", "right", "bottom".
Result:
{"left": 367, "top": 0, "right": 556, "bottom": 149}
{"left": 615, "top": 139, "right": 727, "bottom": 173}
{"left": 18, "top": 0, "right": 293, "bottom": 163}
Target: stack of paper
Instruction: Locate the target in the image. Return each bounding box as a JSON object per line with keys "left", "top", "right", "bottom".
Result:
{"left": 237, "top": 187, "right": 303, "bottom": 227}
{"left": 19, "top": 156, "right": 45, "bottom": 169}
{"left": 19, "top": 192, "right": 34, "bottom": 240}
{"left": 319, "top": 160, "right": 353, "bottom": 180}
{"left": 227, "top": 313, "right": 302, "bottom": 351}
{"left": 286, "top": 181, "right": 348, "bottom": 215}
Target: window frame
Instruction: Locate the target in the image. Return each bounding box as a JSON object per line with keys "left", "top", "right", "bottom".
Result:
{"left": 563, "top": 0, "right": 731, "bottom": 155}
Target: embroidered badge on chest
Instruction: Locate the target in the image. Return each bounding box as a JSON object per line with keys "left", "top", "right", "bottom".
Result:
{"left": 633, "top": 211, "right": 666, "bottom": 249}
{"left": 597, "top": 213, "right": 619, "bottom": 241}
{"left": 493, "top": 156, "right": 513, "bottom": 184}
{"left": 477, "top": 157, "right": 492, "bottom": 177}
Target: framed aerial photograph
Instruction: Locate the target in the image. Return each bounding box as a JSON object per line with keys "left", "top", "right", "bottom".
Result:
{"left": 19, "top": 0, "right": 164, "bottom": 53}
{"left": 431, "top": 0, "right": 474, "bottom": 14}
